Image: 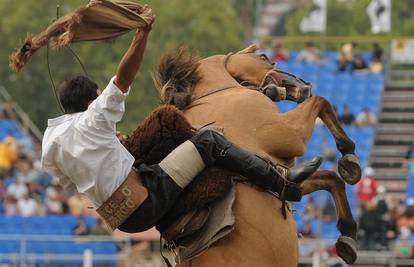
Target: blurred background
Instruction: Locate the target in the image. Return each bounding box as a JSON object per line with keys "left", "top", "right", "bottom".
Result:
{"left": 0, "top": 0, "right": 414, "bottom": 266}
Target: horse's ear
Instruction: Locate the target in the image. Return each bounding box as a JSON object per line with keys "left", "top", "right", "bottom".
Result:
{"left": 236, "top": 44, "right": 258, "bottom": 54}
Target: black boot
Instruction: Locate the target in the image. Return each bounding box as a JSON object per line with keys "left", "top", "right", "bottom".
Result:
{"left": 189, "top": 130, "right": 322, "bottom": 201}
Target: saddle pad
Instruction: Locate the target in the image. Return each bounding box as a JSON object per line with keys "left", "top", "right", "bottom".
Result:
{"left": 171, "top": 184, "right": 236, "bottom": 264}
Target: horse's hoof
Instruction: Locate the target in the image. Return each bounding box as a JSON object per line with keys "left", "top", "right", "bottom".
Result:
{"left": 336, "top": 236, "right": 357, "bottom": 265}
{"left": 338, "top": 154, "right": 361, "bottom": 185}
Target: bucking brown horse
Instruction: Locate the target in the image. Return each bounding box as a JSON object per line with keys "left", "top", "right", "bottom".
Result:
{"left": 126, "top": 45, "right": 360, "bottom": 267}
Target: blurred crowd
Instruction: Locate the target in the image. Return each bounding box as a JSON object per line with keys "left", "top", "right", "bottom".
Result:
{"left": 319, "top": 104, "right": 377, "bottom": 127}
{"left": 257, "top": 40, "right": 385, "bottom": 75}
{"left": 298, "top": 166, "right": 414, "bottom": 260}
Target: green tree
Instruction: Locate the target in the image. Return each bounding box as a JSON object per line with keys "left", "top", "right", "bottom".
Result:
{"left": 0, "top": 0, "right": 243, "bottom": 133}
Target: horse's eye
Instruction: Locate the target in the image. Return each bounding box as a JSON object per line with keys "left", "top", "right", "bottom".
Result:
{"left": 260, "top": 54, "right": 269, "bottom": 61}
{"left": 259, "top": 54, "right": 275, "bottom": 66}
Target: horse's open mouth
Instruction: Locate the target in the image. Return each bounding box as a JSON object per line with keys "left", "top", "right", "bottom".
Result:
{"left": 262, "top": 70, "right": 312, "bottom": 103}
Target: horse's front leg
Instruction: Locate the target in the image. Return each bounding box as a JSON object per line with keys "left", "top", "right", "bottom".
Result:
{"left": 283, "top": 96, "right": 361, "bottom": 185}
{"left": 301, "top": 170, "right": 357, "bottom": 265}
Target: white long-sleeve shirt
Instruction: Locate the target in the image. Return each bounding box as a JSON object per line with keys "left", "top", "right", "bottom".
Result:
{"left": 41, "top": 77, "right": 134, "bottom": 208}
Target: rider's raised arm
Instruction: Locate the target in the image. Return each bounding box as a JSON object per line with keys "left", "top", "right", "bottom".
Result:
{"left": 114, "top": 6, "right": 154, "bottom": 92}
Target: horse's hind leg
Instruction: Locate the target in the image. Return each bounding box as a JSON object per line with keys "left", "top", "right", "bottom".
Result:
{"left": 301, "top": 170, "right": 357, "bottom": 265}
{"left": 284, "top": 96, "right": 361, "bottom": 185}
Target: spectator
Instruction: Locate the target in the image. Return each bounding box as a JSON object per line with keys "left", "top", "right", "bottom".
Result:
{"left": 376, "top": 186, "right": 390, "bottom": 248}
{"left": 337, "top": 52, "right": 349, "bottom": 72}
{"left": 15, "top": 155, "right": 40, "bottom": 184}
{"left": 1, "top": 100, "right": 16, "bottom": 120}
{"left": 6, "top": 177, "right": 28, "bottom": 200}
{"left": 303, "top": 196, "right": 320, "bottom": 222}
{"left": 72, "top": 216, "right": 90, "bottom": 236}
{"left": 340, "top": 42, "right": 357, "bottom": 63}
{"left": 0, "top": 135, "right": 17, "bottom": 175}
{"left": 45, "top": 178, "right": 66, "bottom": 214}
{"left": 297, "top": 42, "right": 322, "bottom": 63}
{"left": 359, "top": 200, "right": 384, "bottom": 250}
{"left": 394, "top": 226, "right": 414, "bottom": 259}
{"left": 356, "top": 107, "right": 377, "bottom": 126}
{"left": 397, "top": 198, "right": 414, "bottom": 232}
{"left": 351, "top": 54, "right": 369, "bottom": 74}
{"left": 338, "top": 105, "right": 355, "bottom": 125}
{"left": 356, "top": 167, "right": 378, "bottom": 203}
{"left": 404, "top": 142, "right": 414, "bottom": 174}
{"left": 67, "top": 192, "right": 90, "bottom": 217}
{"left": 17, "top": 193, "right": 39, "bottom": 217}
{"left": 4, "top": 195, "right": 18, "bottom": 215}
{"left": 371, "top": 42, "right": 384, "bottom": 63}
{"left": 321, "top": 198, "right": 336, "bottom": 222}
{"left": 387, "top": 199, "right": 404, "bottom": 242}
{"left": 271, "top": 42, "right": 289, "bottom": 62}
{"left": 370, "top": 42, "right": 385, "bottom": 74}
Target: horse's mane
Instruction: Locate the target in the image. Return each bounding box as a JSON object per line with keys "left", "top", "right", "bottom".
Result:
{"left": 154, "top": 47, "right": 201, "bottom": 110}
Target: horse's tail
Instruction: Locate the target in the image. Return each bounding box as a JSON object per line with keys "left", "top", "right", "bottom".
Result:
{"left": 154, "top": 47, "right": 201, "bottom": 110}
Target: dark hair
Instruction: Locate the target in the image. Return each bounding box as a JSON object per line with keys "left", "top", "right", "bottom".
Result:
{"left": 59, "top": 76, "right": 99, "bottom": 114}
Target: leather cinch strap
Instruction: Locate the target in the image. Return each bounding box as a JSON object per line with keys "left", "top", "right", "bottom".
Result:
{"left": 96, "top": 170, "right": 144, "bottom": 231}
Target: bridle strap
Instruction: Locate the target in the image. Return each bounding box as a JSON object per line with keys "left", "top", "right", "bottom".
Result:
{"left": 188, "top": 52, "right": 238, "bottom": 104}
{"left": 191, "top": 85, "right": 237, "bottom": 102}
{"left": 276, "top": 69, "right": 309, "bottom": 85}
{"left": 223, "top": 52, "right": 233, "bottom": 70}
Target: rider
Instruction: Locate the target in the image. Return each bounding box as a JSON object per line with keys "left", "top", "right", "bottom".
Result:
{"left": 41, "top": 7, "right": 322, "bottom": 233}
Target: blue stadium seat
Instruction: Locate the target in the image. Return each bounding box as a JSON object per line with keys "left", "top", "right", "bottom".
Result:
{"left": 407, "top": 174, "right": 414, "bottom": 199}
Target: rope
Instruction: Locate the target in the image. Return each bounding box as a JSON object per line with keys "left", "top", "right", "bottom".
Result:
{"left": 46, "top": 42, "right": 65, "bottom": 113}
{"left": 46, "top": 3, "right": 89, "bottom": 114}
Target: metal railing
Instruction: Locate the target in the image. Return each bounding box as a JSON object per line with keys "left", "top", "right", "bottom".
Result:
{"left": 0, "top": 235, "right": 134, "bottom": 267}
{"left": 299, "top": 238, "right": 414, "bottom": 267}
{"left": 3, "top": 235, "right": 414, "bottom": 266}
{"left": 0, "top": 85, "right": 43, "bottom": 142}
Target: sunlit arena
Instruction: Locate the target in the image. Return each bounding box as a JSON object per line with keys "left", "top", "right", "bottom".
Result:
{"left": 0, "top": 0, "right": 413, "bottom": 266}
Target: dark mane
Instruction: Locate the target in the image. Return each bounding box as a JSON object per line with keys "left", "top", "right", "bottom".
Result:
{"left": 154, "top": 47, "right": 201, "bottom": 110}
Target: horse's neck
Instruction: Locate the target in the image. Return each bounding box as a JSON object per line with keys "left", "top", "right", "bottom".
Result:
{"left": 185, "top": 59, "right": 297, "bottom": 166}
{"left": 192, "top": 57, "right": 240, "bottom": 99}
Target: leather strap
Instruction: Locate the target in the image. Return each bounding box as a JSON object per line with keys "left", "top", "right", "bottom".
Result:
{"left": 96, "top": 170, "right": 147, "bottom": 231}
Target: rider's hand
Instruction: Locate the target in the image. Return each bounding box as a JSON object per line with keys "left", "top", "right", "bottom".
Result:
{"left": 138, "top": 4, "right": 155, "bottom": 33}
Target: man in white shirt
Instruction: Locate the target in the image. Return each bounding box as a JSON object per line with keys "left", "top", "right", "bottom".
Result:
{"left": 41, "top": 6, "right": 322, "bottom": 233}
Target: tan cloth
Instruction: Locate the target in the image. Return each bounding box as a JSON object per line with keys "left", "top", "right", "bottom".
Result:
{"left": 159, "top": 140, "right": 206, "bottom": 188}
{"left": 9, "top": 0, "right": 151, "bottom": 72}
{"left": 163, "top": 185, "right": 236, "bottom": 264}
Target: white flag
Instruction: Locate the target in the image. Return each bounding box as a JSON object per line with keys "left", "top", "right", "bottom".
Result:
{"left": 299, "top": 0, "right": 327, "bottom": 33}
{"left": 367, "top": 0, "right": 391, "bottom": 34}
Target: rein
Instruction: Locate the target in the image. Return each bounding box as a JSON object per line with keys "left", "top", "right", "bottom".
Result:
{"left": 46, "top": 4, "right": 89, "bottom": 114}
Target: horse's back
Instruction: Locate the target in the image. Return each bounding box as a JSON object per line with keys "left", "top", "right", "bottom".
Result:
{"left": 179, "top": 183, "right": 298, "bottom": 267}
